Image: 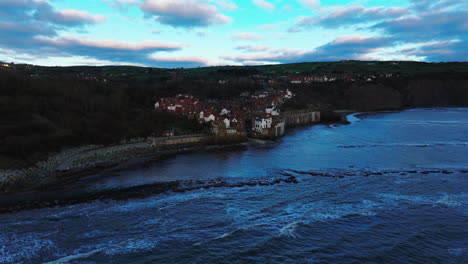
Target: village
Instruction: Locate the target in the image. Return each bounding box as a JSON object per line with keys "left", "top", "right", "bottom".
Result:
{"left": 154, "top": 88, "right": 294, "bottom": 139}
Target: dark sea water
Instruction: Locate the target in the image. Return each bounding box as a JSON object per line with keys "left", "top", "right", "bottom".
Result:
{"left": 1, "top": 108, "right": 468, "bottom": 264}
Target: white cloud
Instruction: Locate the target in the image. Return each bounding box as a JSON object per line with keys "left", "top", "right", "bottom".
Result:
{"left": 236, "top": 45, "right": 271, "bottom": 52}
{"left": 298, "top": 0, "right": 320, "bottom": 9}
{"left": 213, "top": 0, "right": 237, "bottom": 11}
{"left": 232, "top": 32, "right": 265, "bottom": 40}
{"left": 35, "top": 35, "right": 184, "bottom": 51}
{"left": 140, "top": 0, "right": 232, "bottom": 27}
{"left": 51, "top": 9, "right": 107, "bottom": 24}
{"left": 252, "top": 0, "right": 275, "bottom": 12}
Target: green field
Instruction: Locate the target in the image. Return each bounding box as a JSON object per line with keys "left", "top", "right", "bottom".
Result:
{"left": 17, "top": 61, "right": 468, "bottom": 79}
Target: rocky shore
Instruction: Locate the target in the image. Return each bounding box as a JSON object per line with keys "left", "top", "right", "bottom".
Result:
{"left": 0, "top": 137, "right": 255, "bottom": 193}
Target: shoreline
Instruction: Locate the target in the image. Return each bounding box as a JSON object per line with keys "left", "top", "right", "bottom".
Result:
{"left": 0, "top": 139, "right": 258, "bottom": 192}
{"left": 2, "top": 107, "right": 466, "bottom": 213}
{"left": 0, "top": 112, "right": 344, "bottom": 213}
{"left": 0, "top": 139, "right": 285, "bottom": 214}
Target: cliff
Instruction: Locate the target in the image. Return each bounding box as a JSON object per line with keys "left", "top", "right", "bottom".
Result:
{"left": 287, "top": 73, "right": 468, "bottom": 112}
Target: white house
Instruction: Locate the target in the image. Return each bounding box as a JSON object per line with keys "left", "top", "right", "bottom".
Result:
{"left": 254, "top": 117, "right": 272, "bottom": 132}
{"left": 220, "top": 108, "right": 230, "bottom": 116}
{"left": 266, "top": 106, "right": 280, "bottom": 116}
{"left": 223, "top": 117, "right": 231, "bottom": 128}
{"left": 204, "top": 114, "right": 216, "bottom": 123}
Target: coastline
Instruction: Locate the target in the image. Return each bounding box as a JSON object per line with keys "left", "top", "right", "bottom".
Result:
{"left": 0, "top": 139, "right": 284, "bottom": 214}
{"left": 3, "top": 107, "right": 464, "bottom": 213}
{"left": 0, "top": 112, "right": 345, "bottom": 213}
{"left": 0, "top": 138, "right": 258, "bottom": 192}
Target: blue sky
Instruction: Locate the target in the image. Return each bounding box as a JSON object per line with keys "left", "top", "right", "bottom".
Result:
{"left": 0, "top": 0, "right": 466, "bottom": 67}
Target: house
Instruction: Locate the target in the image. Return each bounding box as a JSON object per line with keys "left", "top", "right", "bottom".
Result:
{"left": 220, "top": 108, "right": 230, "bottom": 116}
{"left": 202, "top": 110, "right": 216, "bottom": 122}
{"left": 266, "top": 106, "right": 280, "bottom": 116}
{"left": 254, "top": 116, "right": 272, "bottom": 133}
{"left": 230, "top": 117, "right": 239, "bottom": 128}
{"left": 223, "top": 117, "right": 230, "bottom": 128}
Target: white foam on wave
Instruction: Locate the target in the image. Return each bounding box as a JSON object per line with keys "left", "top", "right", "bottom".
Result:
{"left": 378, "top": 193, "right": 467, "bottom": 209}
{"left": 110, "top": 190, "right": 224, "bottom": 213}
{"left": 44, "top": 248, "right": 105, "bottom": 264}
{"left": 346, "top": 113, "right": 362, "bottom": 123}
{"left": 103, "top": 238, "right": 158, "bottom": 256}
{"left": 279, "top": 221, "right": 304, "bottom": 238}
{"left": 0, "top": 233, "right": 56, "bottom": 264}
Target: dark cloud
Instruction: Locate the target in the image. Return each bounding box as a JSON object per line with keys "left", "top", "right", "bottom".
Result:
{"left": 372, "top": 10, "right": 468, "bottom": 41}
{"left": 140, "top": 0, "right": 232, "bottom": 28}
{"left": 293, "top": 5, "right": 409, "bottom": 30}
{"left": 304, "top": 35, "right": 394, "bottom": 61}
{"left": 400, "top": 40, "right": 468, "bottom": 62}
{"left": 288, "top": 0, "right": 468, "bottom": 62}
{"left": 0, "top": 0, "right": 193, "bottom": 67}
{"left": 223, "top": 35, "right": 394, "bottom": 64}
{"left": 409, "top": 0, "right": 467, "bottom": 11}
{"left": 34, "top": 36, "right": 184, "bottom": 64}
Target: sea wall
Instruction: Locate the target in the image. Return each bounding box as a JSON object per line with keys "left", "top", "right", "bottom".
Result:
{"left": 149, "top": 134, "right": 208, "bottom": 148}
{"left": 284, "top": 111, "right": 321, "bottom": 126}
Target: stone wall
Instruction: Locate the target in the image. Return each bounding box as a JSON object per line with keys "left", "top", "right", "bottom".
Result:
{"left": 284, "top": 111, "right": 321, "bottom": 126}
{"left": 150, "top": 135, "right": 208, "bottom": 147}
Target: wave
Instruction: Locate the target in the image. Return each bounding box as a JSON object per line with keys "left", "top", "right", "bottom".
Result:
{"left": 279, "top": 221, "right": 304, "bottom": 238}
{"left": 0, "top": 234, "right": 56, "bottom": 264}
{"left": 346, "top": 113, "right": 362, "bottom": 123}
{"left": 448, "top": 248, "right": 467, "bottom": 257}
{"left": 44, "top": 248, "right": 105, "bottom": 264}
{"left": 377, "top": 193, "right": 466, "bottom": 208}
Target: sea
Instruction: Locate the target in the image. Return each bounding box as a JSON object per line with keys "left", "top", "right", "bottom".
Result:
{"left": 1, "top": 108, "right": 467, "bottom": 264}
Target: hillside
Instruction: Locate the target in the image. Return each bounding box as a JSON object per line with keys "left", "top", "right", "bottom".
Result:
{"left": 1, "top": 61, "right": 467, "bottom": 169}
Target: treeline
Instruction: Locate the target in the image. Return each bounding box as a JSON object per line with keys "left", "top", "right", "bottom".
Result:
{"left": 1, "top": 69, "right": 238, "bottom": 168}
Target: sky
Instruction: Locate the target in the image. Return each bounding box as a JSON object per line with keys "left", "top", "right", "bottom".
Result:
{"left": 0, "top": 0, "right": 467, "bottom": 68}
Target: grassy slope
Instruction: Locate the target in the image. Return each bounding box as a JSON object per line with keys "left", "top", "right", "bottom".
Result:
{"left": 24, "top": 61, "right": 468, "bottom": 79}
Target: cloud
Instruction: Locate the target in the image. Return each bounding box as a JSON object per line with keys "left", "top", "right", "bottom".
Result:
{"left": 140, "top": 0, "right": 232, "bottom": 28}
{"left": 35, "top": 9, "right": 107, "bottom": 26}
{"left": 293, "top": 5, "right": 410, "bottom": 29}
{"left": 149, "top": 55, "right": 209, "bottom": 68}
{"left": 36, "top": 36, "right": 183, "bottom": 52}
{"left": 398, "top": 40, "right": 468, "bottom": 62}
{"left": 236, "top": 45, "right": 271, "bottom": 52}
{"left": 33, "top": 35, "right": 185, "bottom": 65}
{"left": 252, "top": 0, "right": 275, "bottom": 12}
{"left": 213, "top": 0, "right": 237, "bottom": 11}
{"left": 232, "top": 32, "right": 264, "bottom": 40}
{"left": 372, "top": 9, "right": 468, "bottom": 42}
{"left": 410, "top": 0, "right": 467, "bottom": 12}
{"left": 223, "top": 35, "right": 394, "bottom": 64}
{"left": 0, "top": 0, "right": 107, "bottom": 51}
{"left": 286, "top": 0, "right": 468, "bottom": 61}
{"left": 104, "top": 0, "right": 137, "bottom": 10}
{"left": 298, "top": 0, "right": 320, "bottom": 9}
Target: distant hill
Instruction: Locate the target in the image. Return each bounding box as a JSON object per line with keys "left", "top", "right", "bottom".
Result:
{"left": 3, "top": 61, "right": 468, "bottom": 80}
